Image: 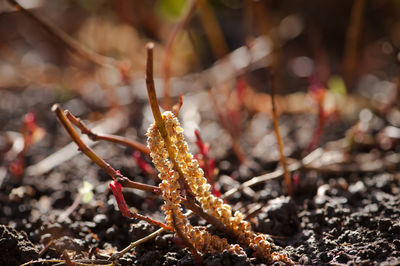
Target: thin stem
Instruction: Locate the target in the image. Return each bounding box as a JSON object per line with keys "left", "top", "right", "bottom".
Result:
{"left": 162, "top": 0, "right": 198, "bottom": 110}
{"left": 52, "top": 104, "right": 158, "bottom": 194}
{"left": 57, "top": 193, "right": 82, "bottom": 223}
{"left": 128, "top": 210, "right": 171, "bottom": 231}
{"left": 65, "top": 111, "right": 150, "bottom": 156}
{"left": 197, "top": 0, "right": 229, "bottom": 59}
{"left": 8, "top": 0, "right": 118, "bottom": 69}
{"left": 223, "top": 160, "right": 303, "bottom": 200}
{"left": 20, "top": 260, "right": 65, "bottom": 266}
{"left": 172, "top": 94, "right": 184, "bottom": 117}
{"left": 232, "top": 140, "right": 247, "bottom": 165}
{"left": 343, "top": 0, "right": 365, "bottom": 88}
{"left": 270, "top": 74, "right": 293, "bottom": 196}
{"left": 38, "top": 239, "right": 54, "bottom": 258}
{"left": 109, "top": 228, "right": 165, "bottom": 262}
{"left": 146, "top": 43, "right": 165, "bottom": 128}
{"left": 116, "top": 176, "right": 160, "bottom": 194}
{"left": 145, "top": 43, "right": 194, "bottom": 196}
{"left": 52, "top": 104, "right": 117, "bottom": 179}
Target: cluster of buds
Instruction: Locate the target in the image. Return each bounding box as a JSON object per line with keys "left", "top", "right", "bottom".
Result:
{"left": 147, "top": 111, "right": 292, "bottom": 264}
{"left": 147, "top": 114, "right": 245, "bottom": 256}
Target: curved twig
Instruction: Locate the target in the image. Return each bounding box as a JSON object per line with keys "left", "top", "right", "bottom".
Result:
{"left": 8, "top": 0, "right": 118, "bottom": 69}
{"left": 65, "top": 110, "right": 150, "bottom": 156}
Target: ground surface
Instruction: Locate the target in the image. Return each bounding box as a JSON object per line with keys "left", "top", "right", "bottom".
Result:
{"left": 0, "top": 85, "right": 399, "bottom": 266}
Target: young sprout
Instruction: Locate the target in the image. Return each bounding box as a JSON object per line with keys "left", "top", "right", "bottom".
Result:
{"left": 9, "top": 112, "right": 45, "bottom": 178}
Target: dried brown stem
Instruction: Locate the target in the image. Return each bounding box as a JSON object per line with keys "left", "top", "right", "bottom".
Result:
{"left": 128, "top": 209, "right": 171, "bottom": 231}
{"left": 52, "top": 104, "right": 158, "bottom": 194}
{"left": 109, "top": 228, "right": 165, "bottom": 262}
{"left": 57, "top": 193, "right": 82, "bottom": 223}
{"left": 65, "top": 110, "right": 150, "bottom": 156}
{"left": 222, "top": 163, "right": 300, "bottom": 200}
{"left": 52, "top": 104, "right": 117, "bottom": 179}
{"left": 8, "top": 0, "right": 118, "bottom": 69}
{"left": 270, "top": 74, "right": 292, "bottom": 196}
{"left": 116, "top": 176, "right": 160, "bottom": 194}
{"left": 38, "top": 239, "right": 54, "bottom": 258}
{"left": 232, "top": 140, "right": 247, "bottom": 165}
{"left": 197, "top": 0, "right": 229, "bottom": 59}
{"left": 163, "top": 0, "right": 198, "bottom": 110}
{"left": 343, "top": 0, "right": 365, "bottom": 88}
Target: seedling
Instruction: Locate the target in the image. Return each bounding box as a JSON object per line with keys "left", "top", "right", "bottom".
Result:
{"left": 307, "top": 77, "right": 342, "bottom": 153}
{"left": 9, "top": 112, "right": 45, "bottom": 179}
{"left": 307, "top": 82, "right": 328, "bottom": 152}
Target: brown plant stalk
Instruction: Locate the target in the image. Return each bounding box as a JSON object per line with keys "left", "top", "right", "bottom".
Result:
{"left": 270, "top": 73, "right": 293, "bottom": 196}
{"left": 8, "top": 0, "right": 118, "bottom": 69}
{"left": 197, "top": 0, "right": 229, "bottom": 59}
{"left": 65, "top": 110, "right": 150, "bottom": 156}
{"left": 146, "top": 43, "right": 194, "bottom": 197}
{"left": 343, "top": 0, "right": 365, "bottom": 88}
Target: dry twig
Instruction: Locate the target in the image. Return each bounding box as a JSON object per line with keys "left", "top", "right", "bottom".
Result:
{"left": 109, "top": 228, "right": 165, "bottom": 262}
{"left": 65, "top": 110, "right": 150, "bottom": 156}
{"left": 8, "top": 0, "right": 119, "bottom": 69}
{"left": 270, "top": 73, "right": 292, "bottom": 196}
{"left": 343, "top": 0, "right": 365, "bottom": 88}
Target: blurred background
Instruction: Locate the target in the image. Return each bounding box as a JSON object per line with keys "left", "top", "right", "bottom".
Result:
{"left": 0, "top": 0, "right": 399, "bottom": 174}
{"left": 1, "top": 2, "right": 400, "bottom": 264}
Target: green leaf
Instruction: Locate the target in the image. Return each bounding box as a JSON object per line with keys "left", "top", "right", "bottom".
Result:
{"left": 156, "top": 0, "right": 186, "bottom": 21}
{"left": 328, "top": 76, "right": 347, "bottom": 96}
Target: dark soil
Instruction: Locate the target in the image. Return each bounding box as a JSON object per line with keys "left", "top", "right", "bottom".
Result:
{"left": 1, "top": 87, "right": 399, "bottom": 266}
